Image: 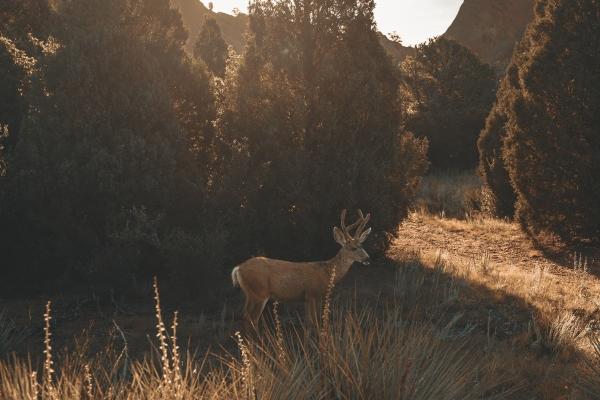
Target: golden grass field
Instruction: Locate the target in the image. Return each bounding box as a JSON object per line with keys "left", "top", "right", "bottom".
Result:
{"left": 1, "top": 173, "right": 599, "bottom": 399}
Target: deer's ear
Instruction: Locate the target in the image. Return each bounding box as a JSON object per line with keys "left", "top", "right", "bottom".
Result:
{"left": 358, "top": 227, "right": 371, "bottom": 243}
{"left": 333, "top": 227, "right": 346, "bottom": 245}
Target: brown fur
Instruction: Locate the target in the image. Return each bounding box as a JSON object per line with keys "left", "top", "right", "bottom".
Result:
{"left": 232, "top": 210, "right": 371, "bottom": 329}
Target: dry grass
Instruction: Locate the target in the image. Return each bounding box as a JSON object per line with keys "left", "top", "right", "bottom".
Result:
{"left": 2, "top": 172, "right": 600, "bottom": 399}
{"left": 1, "top": 250, "right": 596, "bottom": 398}
{"left": 0, "top": 253, "right": 598, "bottom": 399}
{"left": 389, "top": 208, "right": 600, "bottom": 398}
{"left": 395, "top": 211, "right": 600, "bottom": 318}
{"left": 578, "top": 334, "right": 600, "bottom": 397}
{"left": 414, "top": 171, "right": 492, "bottom": 218}
{"left": 0, "top": 279, "right": 526, "bottom": 400}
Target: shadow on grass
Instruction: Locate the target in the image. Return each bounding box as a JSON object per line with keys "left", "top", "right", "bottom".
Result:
{"left": 528, "top": 232, "right": 600, "bottom": 278}
{"left": 1, "top": 249, "right": 596, "bottom": 399}
{"left": 325, "top": 253, "right": 592, "bottom": 399}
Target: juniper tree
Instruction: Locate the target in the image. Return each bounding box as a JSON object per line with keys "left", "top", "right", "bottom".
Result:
{"left": 218, "top": 0, "right": 428, "bottom": 259}
{"left": 0, "top": 0, "right": 221, "bottom": 294}
{"left": 401, "top": 37, "right": 496, "bottom": 170}
{"left": 194, "top": 17, "right": 228, "bottom": 77}
{"left": 0, "top": 0, "right": 51, "bottom": 153}
{"left": 477, "top": 78, "right": 517, "bottom": 218}
{"left": 502, "top": 0, "right": 600, "bottom": 243}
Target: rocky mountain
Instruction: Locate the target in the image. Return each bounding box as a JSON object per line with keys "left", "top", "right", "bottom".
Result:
{"left": 377, "top": 33, "right": 415, "bottom": 64}
{"left": 171, "top": 0, "right": 534, "bottom": 71}
{"left": 171, "top": 0, "right": 412, "bottom": 64}
{"left": 443, "top": 0, "right": 535, "bottom": 71}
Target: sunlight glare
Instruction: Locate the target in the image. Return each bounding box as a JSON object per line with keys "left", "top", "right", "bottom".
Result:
{"left": 208, "top": 0, "right": 464, "bottom": 46}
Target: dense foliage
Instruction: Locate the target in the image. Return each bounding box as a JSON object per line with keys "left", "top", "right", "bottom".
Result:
{"left": 477, "top": 77, "right": 517, "bottom": 218}
{"left": 0, "top": 41, "right": 24, "bottom": 175}
{"left": 0, "top": 0, "right": 51, "bottom": 161}
{"left": 0, "top": 0, "right": 428, "bottom": 299}
{"left": 193, "top": 16, "right": 228, "bottom": 77}
{"left": 0, "top": 0, "right": 224, "bottom": 298}
{"left": 501, "top": 0, "right": 600, "bottom": 243}
{"left": 217, "top": 0, "right": 428, "bottom": 260}
{"left": 401, "top": 37, "right": 497, "bottom": 170}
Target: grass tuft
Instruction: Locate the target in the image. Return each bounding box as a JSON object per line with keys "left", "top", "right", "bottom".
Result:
{"left": 0, "top": 295, "right": 525, "bottom": 399}
{"left": 529, "top": 311, "right": 589, "bottom": 360}
{"left": 415, "top": 171, "right": 490, "bottom": 218}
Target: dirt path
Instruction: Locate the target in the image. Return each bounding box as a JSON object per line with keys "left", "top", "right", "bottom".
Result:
{"left": 392, "top": 212, "right": 581, "bottom": 275}
{"left": 388, "top": 212, "right": 600, "bottom": 326}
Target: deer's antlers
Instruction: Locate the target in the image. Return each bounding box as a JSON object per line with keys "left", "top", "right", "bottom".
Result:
{"left": 340, "top": 209, "right": 371, "bottom": 240}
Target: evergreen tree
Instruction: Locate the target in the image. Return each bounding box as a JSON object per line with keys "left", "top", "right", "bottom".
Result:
{"left": 0, "top": 38, "right": 26, "bottom": 159}
{"left": 0, "top": 0, "right": 52, "bottom": 155}
{"left": 193, "top": 17, "right": 229, "bottom": 77}
{"left": 401, "top": 37, "right": 497, "bottom": 170}
{"left": 0, "top": 0, "right": 221, "bottom": 294}
{"left": 477, "top": 77, "right": 517, "bottom": 218}
{"left": 0, "top": 0, "right": 51, "bottom": 42}
{"left": 477, "top": 39, "right": 533, "bottom": 219}
{"left": 218, "top": 0, "right": 428, "bottom": 259}
{"left": 503, "top": 0, "right": 600, "bottom": 243}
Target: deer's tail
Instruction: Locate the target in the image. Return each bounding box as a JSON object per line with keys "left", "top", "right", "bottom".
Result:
{"left": 231, "top": 266, "right": 240, "bottom": 288}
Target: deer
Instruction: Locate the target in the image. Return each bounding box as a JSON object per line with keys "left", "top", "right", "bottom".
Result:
{"left": 231, "top": 209, "right": 371, "bottom": 329}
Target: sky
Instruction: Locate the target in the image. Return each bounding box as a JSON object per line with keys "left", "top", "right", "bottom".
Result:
{"left": 208, "top": 0, "right": 464, "bottom": 46}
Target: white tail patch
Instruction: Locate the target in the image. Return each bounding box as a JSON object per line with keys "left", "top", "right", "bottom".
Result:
{"left": 231, "top": 266, "right": 240, "bottom": 287}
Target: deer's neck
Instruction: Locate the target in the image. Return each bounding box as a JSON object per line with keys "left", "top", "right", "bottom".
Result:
{"left": 326, "top": 250, "right": 354, "bottom": 285}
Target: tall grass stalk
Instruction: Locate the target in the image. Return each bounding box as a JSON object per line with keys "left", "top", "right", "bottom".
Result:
{"left": 272, "top": 301, "right": 285, "bottom": 363}
{"left": 43, "top": 301, "right": 57, "bottom": 399}
{"left": 0, "top": 289, "right": 525, "bottom": 399}
{"left": 152, "top": 277, "right": 171, "bottom": 392}
{"left": 320, "top": 263, "right": 337, "bottom": 342}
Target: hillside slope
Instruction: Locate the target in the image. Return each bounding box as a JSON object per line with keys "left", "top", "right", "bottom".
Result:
{"left": 377, "top": 32, "right": 415, "bottom": 64}
{"left": 443, "top": 0, "right": 534, "bottom": 71}
{"left": 172, "top": 0, "right": 536, "bottom": 70}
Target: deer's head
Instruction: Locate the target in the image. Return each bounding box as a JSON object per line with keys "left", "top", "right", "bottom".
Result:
{"left": 333, "top": 209, "right": 372, "bottom": 265}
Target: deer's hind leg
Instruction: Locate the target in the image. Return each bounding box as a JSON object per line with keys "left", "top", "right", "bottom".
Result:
{"left": 236, "top": 268, "right": 269, "bottom": 332}
{"left": 244, "top": 296, "right": 269, "bottom": 331}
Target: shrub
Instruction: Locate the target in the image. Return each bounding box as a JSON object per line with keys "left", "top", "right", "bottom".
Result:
{"left": 193, "top": 17, "right": 228, "bottom": 77}
{"left": 0, "top": 0, "right": 429, "bottom": 298}
{"left": 502, "top": 0, "right": 600, "bottom": 243}
{"left": 218, "top": 0, "right": 428, "bottom": 260}
{"left": 477, "top": 81, "right": 516, "bottom": 218}
{"left": 0, "top": 0, "right": 221, "bottom": 296}
{"left": 401, "top": 37, "right": 497, "bottom": 170}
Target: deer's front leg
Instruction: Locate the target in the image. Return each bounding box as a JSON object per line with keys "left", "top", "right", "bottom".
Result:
{"left": 305, "top": 295, "right": 319, "bottom": 327}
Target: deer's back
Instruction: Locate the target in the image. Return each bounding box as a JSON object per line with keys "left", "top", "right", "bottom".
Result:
{"left": 237, "top": 257, "right": 327, "bottom": 302}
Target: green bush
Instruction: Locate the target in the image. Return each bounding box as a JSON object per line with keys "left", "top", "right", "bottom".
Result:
{"left": 401, "top": 37, "right": 497, "bottom": 170}
{"left": 0, "top": 0, "right": 429, "bottom": 298}
{"left": 217, "top": 0, "right": 429, "bottom": 260}
{"left": 502, "top": 0, "right": 600, "bottom": 243}
{"left": 477, "top": 78, "right": 517, "bottom": 218}
{"left": 0, "top": 0, "right": 221, "bottom": 297}
{"left": 193, "top": 17, "right": 228, "bottom": 77}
